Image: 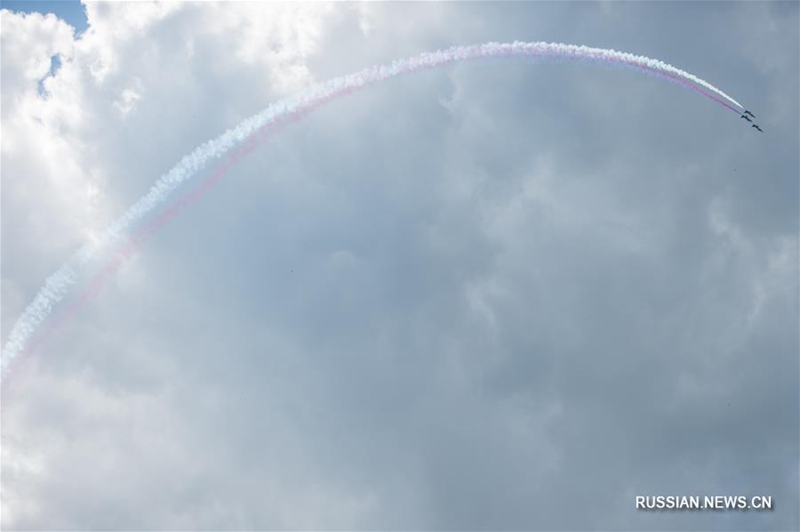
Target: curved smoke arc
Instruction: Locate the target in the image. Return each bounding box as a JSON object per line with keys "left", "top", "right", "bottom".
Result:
{"left": 1, "top": 41, "right": 744, "bottom": 381}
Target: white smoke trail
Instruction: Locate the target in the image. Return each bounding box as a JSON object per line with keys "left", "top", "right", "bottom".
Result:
{"left": 0, "top": 41, "right": 742, "bottom": 377}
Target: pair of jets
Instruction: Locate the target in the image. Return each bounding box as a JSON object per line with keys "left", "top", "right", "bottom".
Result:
{"left": 740, "top": 110, "right": 763, "bottom": 132}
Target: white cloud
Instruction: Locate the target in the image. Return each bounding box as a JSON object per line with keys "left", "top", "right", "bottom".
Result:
{"left": 1, "top": 2, "right": 797, "bottom": 530}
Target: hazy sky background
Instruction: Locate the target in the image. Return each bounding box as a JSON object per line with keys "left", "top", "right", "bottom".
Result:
{"left": 1, "top": 1, "right": 798, "bottom": 530}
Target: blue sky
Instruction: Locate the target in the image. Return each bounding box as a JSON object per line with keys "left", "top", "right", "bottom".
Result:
{"left": 1, "top": 2, "right": 798, "bottom": 530}
{"left": 1, "top": 0, "right": 87, "bottom": 33}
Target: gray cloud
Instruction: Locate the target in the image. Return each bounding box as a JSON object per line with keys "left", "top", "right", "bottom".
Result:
{"left": 2, "top": 2, "right": 797, "bottom": 530}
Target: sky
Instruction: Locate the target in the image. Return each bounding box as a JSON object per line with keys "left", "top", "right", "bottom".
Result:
{"left": 0, "top": 0, "right": 87, "bottom": 33}
{"left": 1, "top": 1, "right": 798, "bottom": 530}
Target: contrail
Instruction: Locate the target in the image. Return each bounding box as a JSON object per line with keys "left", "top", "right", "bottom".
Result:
{"left": 0, "top": 98, "right": 325, "bottom": 389}
{"left": 0, "top": 41, "right": 744, "bottom": 380}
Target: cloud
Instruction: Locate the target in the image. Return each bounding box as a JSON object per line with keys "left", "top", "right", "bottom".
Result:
{"left": 2, "top": 2, "right": 797, "bottom": 530}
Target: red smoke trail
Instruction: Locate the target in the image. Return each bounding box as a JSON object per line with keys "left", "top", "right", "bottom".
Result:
{"left": 0, "top": 91, "right": 351, "bottom": 397}
{"left": 1, "top": 46, "right": 740, "bottom": 395}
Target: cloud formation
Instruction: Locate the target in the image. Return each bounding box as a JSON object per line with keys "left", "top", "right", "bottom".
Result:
{"left": 2, "top": 2, "right": 798, "bottom": 530}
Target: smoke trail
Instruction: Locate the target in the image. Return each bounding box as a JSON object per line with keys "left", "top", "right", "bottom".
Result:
{"left": 1, "top": 41, "right": 743, "bottom": 379}
{"left": 0, "top": 97, "right": 330, "bottom": 389}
